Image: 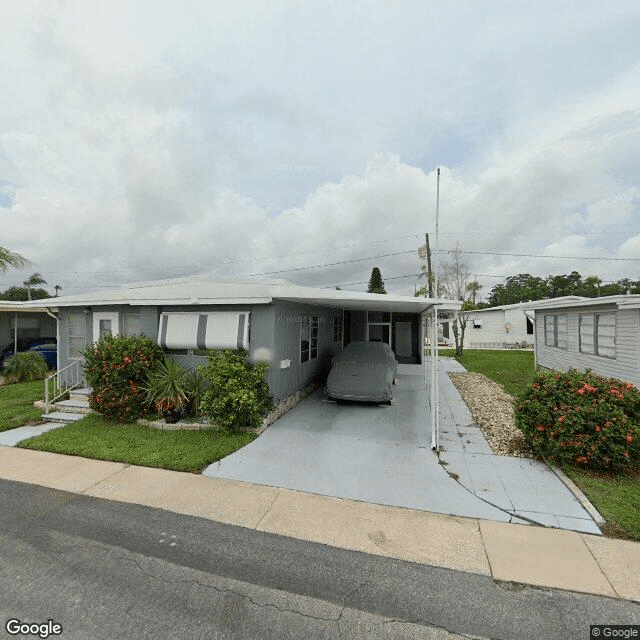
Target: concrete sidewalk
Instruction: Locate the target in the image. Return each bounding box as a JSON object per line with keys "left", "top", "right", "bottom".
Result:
{"left": 1, "top": 446, "right": 639, "bottom": 603}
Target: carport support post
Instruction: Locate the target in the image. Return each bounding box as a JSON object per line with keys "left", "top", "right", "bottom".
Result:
{"left": 14, "top": 313, "right": 18, "bottom": 355}
{"left": 430, "top": 306, "right": 439, "bottom": 450}
{"left": 430, "top": 166, "right": 441, "bottom": 451}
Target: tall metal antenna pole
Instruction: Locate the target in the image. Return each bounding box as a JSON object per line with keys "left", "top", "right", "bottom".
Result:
{"left": 431, "top": 167, "right": 441, "bottom": 450}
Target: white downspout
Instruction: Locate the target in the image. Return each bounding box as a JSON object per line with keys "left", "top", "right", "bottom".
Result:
{"left": 14, "top": 313, "right": 18, "bottom": 356}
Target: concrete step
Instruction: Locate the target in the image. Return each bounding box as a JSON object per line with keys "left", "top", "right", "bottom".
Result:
{"left": 54, "top": 399, "right": 92, "bottom": 414}
{"left": 69, "top": 387, "right": 91, "bottom": 400}
{"left": 42, "top": 412, "right": 85, "bottom": 423}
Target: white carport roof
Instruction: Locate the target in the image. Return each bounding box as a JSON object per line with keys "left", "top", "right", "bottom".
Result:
{"left": 20, "top": 277, "right": 462, "bottom": 313}
{"left": 0, "top": 302, "right": 52, "bottom": 313}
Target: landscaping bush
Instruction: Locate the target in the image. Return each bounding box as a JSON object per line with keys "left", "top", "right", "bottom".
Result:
{"left": 82, "top": 334, "right": 164, "bottom": 423}
{"left": 143, "top": 356, "right": 189, "bottom": 416}
{"left": 198, "top": 350, "right": 274, "bottom": 431}
{"left": 514, "top": 369, "right": 640, "bottom": 471}
{"left": 2, "top": 351, "right": 49, "bottom": 383}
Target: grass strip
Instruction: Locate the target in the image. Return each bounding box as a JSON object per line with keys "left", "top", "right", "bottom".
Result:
{"left": 18, "top": 413, "right": 255, "bottom": 473}
{"left": 560, "top": 464, "right": 640, "bottom": 541}
{"left": 0, "top": 379, "right": 45, "bottom": 432}
{"left": 439, "top": 348, "right": 535, "bottom": 396}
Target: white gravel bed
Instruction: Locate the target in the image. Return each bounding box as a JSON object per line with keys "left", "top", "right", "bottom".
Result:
{"left": 448, "top": 372, "right": 532, "bottom": 457}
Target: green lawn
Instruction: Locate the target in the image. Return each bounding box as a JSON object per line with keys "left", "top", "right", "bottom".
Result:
{"left": 560, "top": 465, "right": 640, "bottom": 541}
{"left": 18, "top": 414, "right": 256, "bottom": 473}
{"left": 0, "top": 379, "right": 45, "bottom": 432}
{"left": 439, "top": 348, "right": 535, "bottom": 396}
{"left": 440, "top": 348, "right": 640, "bottom": 541}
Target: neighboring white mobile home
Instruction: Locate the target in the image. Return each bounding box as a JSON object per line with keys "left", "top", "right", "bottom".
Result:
{"left": 531, "top": 295, "right": 640, "bottom": 386}
{"left": 441, "top": 297, "right": 586, "bottom": 349}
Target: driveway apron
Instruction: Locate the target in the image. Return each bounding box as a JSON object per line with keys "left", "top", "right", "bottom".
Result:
{"left": 203, "top": 361, "right": 601, "bottom": 534}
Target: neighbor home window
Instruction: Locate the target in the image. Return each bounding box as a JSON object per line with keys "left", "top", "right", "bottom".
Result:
{"left": 526, "top": 318, "right": 534, "bottom": 335}
{"left": 300, "top": 316, "right": 319, "bottom": 363}
{"left": 333, "top": 315, "right": 343, "bottom": 343}
{"left": 544, "top": 314, "right": 567, "bottom": 349}
{"left": 579, "top": 313, "right": 616, "bottom": 359}
{"left": 67, "top": 313, "right": 86, "bottom": 359}
{"left": 123, "top": 312, "right": 142, "bottom": 337}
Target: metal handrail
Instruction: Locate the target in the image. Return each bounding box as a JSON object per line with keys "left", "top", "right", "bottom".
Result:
{"left": 44, "top": 360, "right": 84, "bottom": 414}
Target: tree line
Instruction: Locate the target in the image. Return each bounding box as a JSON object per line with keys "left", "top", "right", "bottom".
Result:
{"left": 485, "top": 272, "right": 640, "bottom": 307}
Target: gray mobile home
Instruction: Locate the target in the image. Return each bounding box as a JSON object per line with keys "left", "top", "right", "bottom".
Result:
{"left": 532, "top": 295, "right": 640, "bottom": 387}
{"left": 23, "top": 277, "right": 458, "bottom": 402}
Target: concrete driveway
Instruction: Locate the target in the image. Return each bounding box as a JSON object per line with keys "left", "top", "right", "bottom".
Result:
{"left": 203, "top": 362, "right": 601, "bottom": 534}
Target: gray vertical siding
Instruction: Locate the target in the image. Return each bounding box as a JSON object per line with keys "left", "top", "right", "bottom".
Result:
{"left": 270, "top": 301, "right": 343, "bottom": 401}
{"left": 535, "top": 305, "right": 640, "bottom": 386}
{"left": 56, "top": 301, "right": 348, "bottom": 400}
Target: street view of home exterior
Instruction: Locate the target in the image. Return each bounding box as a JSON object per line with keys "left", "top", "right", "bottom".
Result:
{"left": 1, "top": 3, "right": 639, "bottom": 638}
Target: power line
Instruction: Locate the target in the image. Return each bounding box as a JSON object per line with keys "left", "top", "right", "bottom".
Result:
{"left": 457, "top": 250, "right": 640, "bottom": 262}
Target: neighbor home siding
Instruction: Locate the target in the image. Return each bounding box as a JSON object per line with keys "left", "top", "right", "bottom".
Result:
{"left": 535, "top": 305, "right": 640, "bottom": 386}
{"left": 464, "top": 307, "right": 533, "bottom": 348}
{"left": 466, "top": 309, "right": 506, "bottom": 346}
{"left": 271, "top": 301, "right": 343, "bottom": 402}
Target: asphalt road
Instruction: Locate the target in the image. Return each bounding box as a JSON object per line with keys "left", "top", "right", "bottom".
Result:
{"left": 0, "top": 479, "right": 638, "bottom": 639}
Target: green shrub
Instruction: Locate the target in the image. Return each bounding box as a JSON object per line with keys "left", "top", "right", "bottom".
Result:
{"left": 2, "top": 351, "right": 50, "bottom": 383}
{"left": 183, "top": 368, "right": 208, "bottom": 416}
{"left": 143, "top": 356, "right": 189, "bottom": 415}
{"left": 514, "top": 369, "right": 640, "bottom": 471}
{"left": 82, "top": 334, "right": 164, "bottom": 423}
{"left": 198, "top": 350, "right": 274, "bottom": 431}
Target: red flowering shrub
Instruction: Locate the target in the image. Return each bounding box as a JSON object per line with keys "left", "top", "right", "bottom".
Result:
{"left": 82, "top": 333, "right": 164, "bottom": 423}
{"left": 514, "top": 369, "right": 640, "bottom": 470}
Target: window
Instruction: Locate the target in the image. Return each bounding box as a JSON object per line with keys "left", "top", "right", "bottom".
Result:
{"left": 123, "top": 312, "right": 142, "bottom": 337}
{"left": 367, "top": 310, "right": 391, "bottom": 345}
{"left": 579, "top": 313, "right": 615, "bottom": 358}
{"left": 333, "top": 315, "right": 343, "bottom": 343}
{"left": 158, "top": 312, "right": 250, "bottom": 350}
{"left": 526, "top": 317, "right": 534, "bottom": 335}
{"left": 300, "top": 316, "right": 319, "bottom": 363}
{"left": 544, "top": 314, "right": 567, "bottom": 349}
{"left": 68, "top": 313, "right": 86, "bottom": 359}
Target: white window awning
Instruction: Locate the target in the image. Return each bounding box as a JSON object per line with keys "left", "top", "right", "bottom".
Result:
{"left": 158, "top": 312, "right": 250, "bottom": 350}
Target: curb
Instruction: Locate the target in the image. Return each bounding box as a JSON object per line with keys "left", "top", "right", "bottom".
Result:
{"left": 549, "top": 465, "right": 606, "bottom": 528}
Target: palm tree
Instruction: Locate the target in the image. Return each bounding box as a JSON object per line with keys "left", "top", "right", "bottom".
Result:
{"left": 23, "top": 272, "right": 47, "bottom": 301}
{"left": 0, "top": 246, "right": 31, "bottom": 272}
{"left": 466, "top": 280, "right": 482, "bottom": 307}
{"left": 54, "top": 284, "right": 63, "bottom": 297}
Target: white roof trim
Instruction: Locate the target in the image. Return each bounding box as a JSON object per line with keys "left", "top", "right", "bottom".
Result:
{"left": 529, "top": 295, "right": 640, "bottom": 310}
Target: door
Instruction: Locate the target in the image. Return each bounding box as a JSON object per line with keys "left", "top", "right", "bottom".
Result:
{"left": 93, "top": 312, "right": 120, "bottom": 341}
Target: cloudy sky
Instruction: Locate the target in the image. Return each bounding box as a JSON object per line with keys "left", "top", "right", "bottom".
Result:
{"left": 1, "top": 1, "right": 639, "bottom": 299}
